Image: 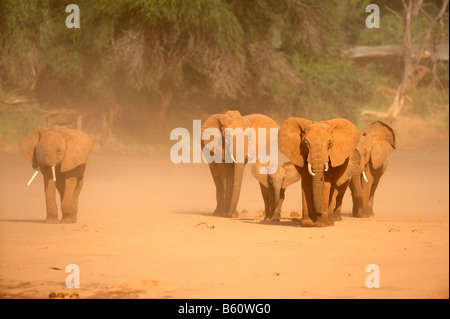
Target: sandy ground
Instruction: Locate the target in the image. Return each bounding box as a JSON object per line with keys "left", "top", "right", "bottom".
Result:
{"left": 0, "top": 148, "right": 448, "bottom": 299}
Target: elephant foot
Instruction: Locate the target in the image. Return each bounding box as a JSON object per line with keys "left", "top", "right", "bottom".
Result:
{"left": 227, "top": 210, "right": 239, "bottom": 218}
{"left": 44, "top": 218, "right": 60, "bottom": 224}
{"left": 352, "top": 210, "right": 363, "bottom": 218}
{"left": 333, "top": 212, "right": 342, "bottom": 222}
{"left": 213, "top": 209, "right": 224, "bottom": 217}
{"left": 362, "top": 209, "right": 374, "bottom": 218}
{"left": 314, "top": 220, "right": 334, "bottom": 227}
{"left": 269, "top": 213, "right": 281, "bottom": 222}
{"left": 61, "top": 217, "right": 77, "bottom": 224}
{"left": 222, "top": 210, "right": 239, "bottom": 218}
{"left": 300, "top": 219, "right": 315, "bottom": 227}
{"left": 313, "top": 215, "right": 334, "bottom": 227}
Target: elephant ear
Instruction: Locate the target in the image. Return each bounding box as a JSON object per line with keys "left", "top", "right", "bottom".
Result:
{"left": 327, "top": 118, "right": 361, "bottom": 167}
{"left": 245, "top": 114, "right": 280, "bottom": 155}
{"left": 201, "top": 113, "right": 225, "bottom": 160}
{"left": 19, "top": 127, "right": 49, "bottom": 169}
{"left": 365, "top": 121, "right": 395, "bottom": 169}
{"left": 251, "top": 163, "right": 270, "bottom": 188}
{"left": 278, "top": 117, "right": 312, "bottom": 167}
{"left": 336, "top": 148, "right": 361, "bottom": 187}
{"left": 282, "top": 161, "right": 301, "bottom": 189}
{"left": 60, "top": 129, "right": 94, "bottom": 172}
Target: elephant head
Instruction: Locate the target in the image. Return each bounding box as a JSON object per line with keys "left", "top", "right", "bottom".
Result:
{"left": 19, "top": 125, "right": 94, "bottom": 181}
{"left": 279, "top": 117, "right": 360, "bottom": 219}
{"left": 362, "top": 121, "right": 395, "bottom": 170}
{"left": 252, "top": 161, "right": 301, "bottom": 194}
{"left": 201, "top": 110, "right": 279, "bottom": 217}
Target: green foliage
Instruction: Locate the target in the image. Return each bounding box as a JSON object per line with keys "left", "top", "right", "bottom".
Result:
{"left": 291, "top": 56, "right": 372, "bottom": 122}
{"left": 0, "top": 0, "right": 448, "bottom": 147}
{"left": 0, "top": 104, "right": 44, "bottom": 142}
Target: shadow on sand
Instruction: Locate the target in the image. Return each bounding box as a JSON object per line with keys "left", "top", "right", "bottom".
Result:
{"left": 0, "top": 219, "right": 44, "bottom": 224}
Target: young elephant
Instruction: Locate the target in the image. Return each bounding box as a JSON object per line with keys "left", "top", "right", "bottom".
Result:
{"left": 19, "top": 125, "right": 94, "bottom": 223}
{"left": 332, "top": 121, "right": 395, "bottom": 219}
{"left": 251, "top": 161, "right": 301, "bottom": 221}
{"left": 350, "top": 121, "right": 395, "bottom": 217}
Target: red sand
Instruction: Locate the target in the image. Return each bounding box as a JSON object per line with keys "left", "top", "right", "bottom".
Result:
{"left": 0, "top": 148, "right": 448, "bottom": 299}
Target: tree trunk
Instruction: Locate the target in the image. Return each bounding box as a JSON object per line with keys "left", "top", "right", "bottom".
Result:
{"left": 361, "top": 0, "right": 448, "bottom": 120}
{"left": 156, "top": 89, "right": 174, "bottom": 130}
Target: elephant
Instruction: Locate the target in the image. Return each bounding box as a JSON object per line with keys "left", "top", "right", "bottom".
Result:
{"left": 329, "top": 121, "right": 395, "bottom": 220}
{"left": 348, "top": 121, "right": 395, "bottom": 218}
{"left": 201, "top": 110, "right": 279, "bottom": 218}
{"left": 278, "top": 117, "right": 361, "bottom": 227}
{"left": 251, "top": 161, "right": 301, "bottom": 221}
{"left": 19, "top": 125, "right": 94, "bottom": 223}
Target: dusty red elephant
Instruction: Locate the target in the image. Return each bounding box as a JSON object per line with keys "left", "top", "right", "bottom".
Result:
{"left": 19, "top": 125, "right": 94, "bottom": 223}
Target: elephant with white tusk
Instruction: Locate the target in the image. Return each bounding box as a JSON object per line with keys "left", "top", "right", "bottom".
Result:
{"left": 331, "top": 121, "right": 395, "bottom": 219}
{"left": 19, "top": 125, "right": 94, "bottom": 224}
{"left": 201, "top": 110, "right": 279, "bottom": 218}
{"left": 350, "top": 121, "right": 395, "bottom": 218}
{"left": 251, "top": 161, "right": 301, "bottom": 221}
{"left": 278, "top": 117, "right": 361, "bottom": 227}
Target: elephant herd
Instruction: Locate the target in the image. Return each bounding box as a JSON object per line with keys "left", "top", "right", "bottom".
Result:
{"left": 201, "top": 110, "right": 395, "bottom": 227}
{"left": 18, "top": 110, "right": 395, "bottom": 227}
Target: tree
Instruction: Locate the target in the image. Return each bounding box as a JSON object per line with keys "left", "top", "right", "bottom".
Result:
{"left": 362, "top": 0, "right": 449, "bottom": 120}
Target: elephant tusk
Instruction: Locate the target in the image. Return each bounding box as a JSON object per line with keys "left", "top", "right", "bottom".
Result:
{"left": 362, "top": 171, "right": 368, "bottom": 183}
{"left": 307, "top": 163, "right": 316, "bottom": 176}
{"left": 324, "top": 161, "right": 329, "bottom": 172}
{"left": 27, "top": 170, "right": 39, "bottom": 186}
{"left": 51, "top": 166, "right": 56, "bottom": 182}
{"left": 231, "top": 153, "right": 236, "bottom": 163}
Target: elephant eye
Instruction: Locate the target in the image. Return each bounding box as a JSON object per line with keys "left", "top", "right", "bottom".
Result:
{"left": 327, "top": 140, "right": 333, "bottom": 148}
{"left": 56, "top": 147, "right": 62, "bottom": 153}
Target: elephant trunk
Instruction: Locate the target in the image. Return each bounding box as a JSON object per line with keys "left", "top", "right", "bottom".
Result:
{"left": 35, "top": 143, "right": 57, "bottom": 167}
{"left": 308, "top": 156, "right": 327, "bottom": 217}
{"left": 228, "top": 162, "right": 245, "bottom": 217}
{"left": 312, "top": 173, "right": 324, "bottom": 216}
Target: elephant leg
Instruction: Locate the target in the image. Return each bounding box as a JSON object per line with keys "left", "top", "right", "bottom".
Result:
{"left": 300, "top": 176, "right": 315, "bottom": 227}
{"left": 224, "top": 162, "right": 245, "bottom": 218}
{"left": 366, "top": 167, "right": 384, "bottom": 217}
{"left": 61, "top": 175, "right": 78, "bottom": 223}
{"left": 333, "top": 181, "right": 348, "bottom": 222}
{"left": 56, "top": 173, "right": 65, "bottom": 204}
{"left": 71, "top": 176, "right": 85, "bottom": 222}
{"left": 209, "top": 163, "right": 226, "bottom": 216}
{"left": 270, "top": 188, "right": 285, "bottom": 222}
{"left": 350, "top": 174, "right": 363, "bottom": 217}
{"left": 42, "top": 167, "right": 59, "bottom": 224}
{"left": 223, "top": 163, "right": 236, "bottom": 217}
{"left": 259, "top": 184, "right": 271, "bottom": 220}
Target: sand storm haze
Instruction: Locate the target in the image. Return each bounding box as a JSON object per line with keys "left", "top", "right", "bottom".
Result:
{"left": 0, "top": 143, "right": 448, "bottom": 299}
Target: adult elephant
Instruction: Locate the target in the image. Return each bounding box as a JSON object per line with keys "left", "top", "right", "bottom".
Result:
{"left": 348, "top": 121, "right": 395, "bottom": 218}
{"left": 278, "top": 117, "right": 360, "bottom": 227}
{"left": 19, "top": 125, "right": 94, "bottom": 223}
{"left": 201, "top": 110, "right": 279, "bottom": 218}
